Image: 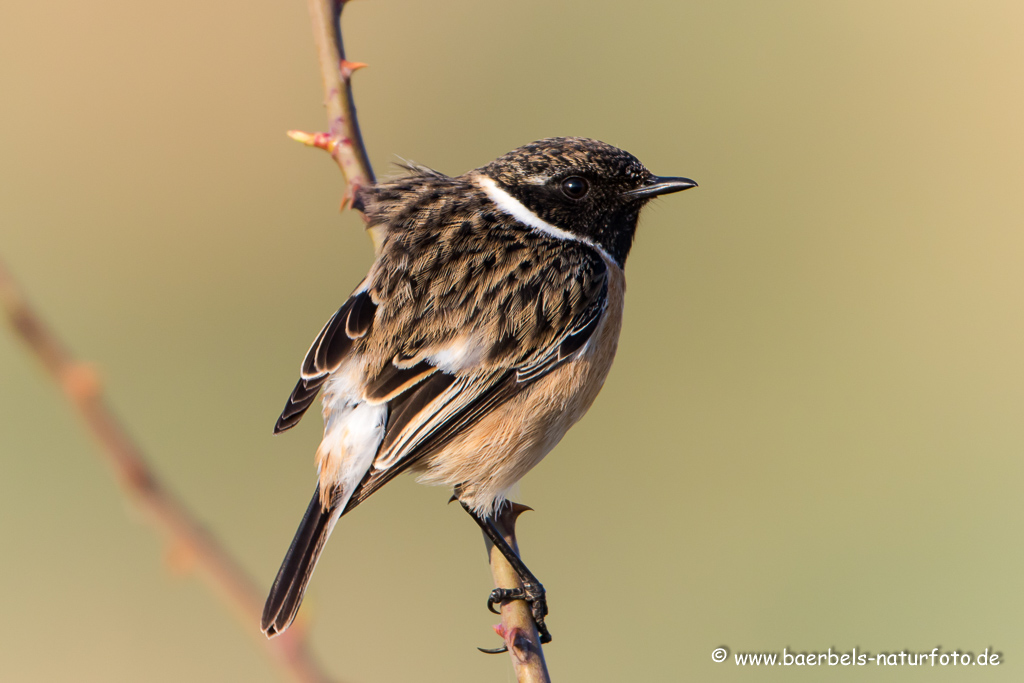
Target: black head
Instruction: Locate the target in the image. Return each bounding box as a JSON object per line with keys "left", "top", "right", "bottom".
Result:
{"left": 480, "top": 137, "right": 696, "bottom": 266}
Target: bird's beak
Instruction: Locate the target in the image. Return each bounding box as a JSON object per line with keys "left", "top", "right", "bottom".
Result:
{"left": 625, "top": 175, "right": 698, "bottom": 199}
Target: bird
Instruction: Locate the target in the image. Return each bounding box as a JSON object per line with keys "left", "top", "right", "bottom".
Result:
{"left": 260, "top": 136, "right": 696, "bottom": 644}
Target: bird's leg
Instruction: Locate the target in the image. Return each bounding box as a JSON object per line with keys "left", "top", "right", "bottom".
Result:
{"left": 460, "top": 500, "right": 551, "bottom": 649}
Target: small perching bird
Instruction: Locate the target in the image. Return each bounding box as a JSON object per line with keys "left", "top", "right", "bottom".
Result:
{"left": 261, "top": 137, "right": 696, "bottom": 642}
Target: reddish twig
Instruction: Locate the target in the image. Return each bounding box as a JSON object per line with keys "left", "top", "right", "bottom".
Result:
{"left": 0, "top": 260, "right": 338, "bottom": 683}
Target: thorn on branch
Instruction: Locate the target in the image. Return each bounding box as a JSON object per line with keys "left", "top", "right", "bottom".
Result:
{"left": 287, "top": 130, "right": 340, "bottom": 154}
{"left": 166, "top": 539, "right": 198, "bottom": 577}
{"left": 339, "top": 59, "right": 367, "bottom": 81}
{"left": 61, "top": 363, "right": 101, "bottom": 401}
{"left": 507, "top": 502, "right": 534, "bottom": 518}
{"left": 493, "top": 624, "right": 532, "bottom": 663}
{"left": 337, "top": 183, "right": 367, "bottom": 214}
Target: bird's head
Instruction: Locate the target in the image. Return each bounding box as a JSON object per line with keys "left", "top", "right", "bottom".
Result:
{"left": 480, "top": 137, "right": 696, "bottom": 266}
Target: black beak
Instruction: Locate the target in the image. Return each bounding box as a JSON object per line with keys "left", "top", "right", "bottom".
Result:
{"left": 625, "top": 175, "right": 698, "bottom": 199}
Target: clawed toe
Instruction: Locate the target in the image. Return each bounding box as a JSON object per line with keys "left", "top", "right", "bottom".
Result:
{"left": 477, "top": 644, "right": 508, "bottom": 655}
{"left": 481, "top": 583, "right": 552, "bottom": 649}
{"left": 487, "top": 587, "right": 524, "bottom": 614}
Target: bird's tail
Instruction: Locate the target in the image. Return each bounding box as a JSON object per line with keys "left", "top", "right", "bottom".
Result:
{"left": 261, "top": 487, "right": 340, "bottom": 637}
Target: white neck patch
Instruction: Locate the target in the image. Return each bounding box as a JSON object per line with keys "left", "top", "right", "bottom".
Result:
{"left": 476, "top": 175, "right": 614, "bottom": 264}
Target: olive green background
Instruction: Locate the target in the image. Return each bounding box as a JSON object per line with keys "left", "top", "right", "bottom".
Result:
{"left": 2, "top": 1, "right": 1022, "bottom": 681}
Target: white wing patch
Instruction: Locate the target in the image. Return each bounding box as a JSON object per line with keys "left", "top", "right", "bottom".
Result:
{"left": 425, "top": 335, "right": 487, "bottom": 373}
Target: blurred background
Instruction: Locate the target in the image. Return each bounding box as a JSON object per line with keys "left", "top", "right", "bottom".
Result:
{"left": 2, "top": 0, "right": 1022, "bottom": 680}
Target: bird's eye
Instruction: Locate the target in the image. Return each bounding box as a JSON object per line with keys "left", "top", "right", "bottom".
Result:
{"left": 560, "top": 176, "right": 589, "bottom": 200}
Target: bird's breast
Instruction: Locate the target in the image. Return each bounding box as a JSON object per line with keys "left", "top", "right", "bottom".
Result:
{"left": 419, "top": 261, "right": 626, "bottom": 514}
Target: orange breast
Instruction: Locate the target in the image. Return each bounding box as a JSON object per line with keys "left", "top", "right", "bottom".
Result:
{"left": 417, "top": 261, "right": 626, "bottom": 514}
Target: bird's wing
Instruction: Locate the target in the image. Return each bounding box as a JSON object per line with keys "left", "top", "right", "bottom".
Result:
{"left": 273, "top": 281, "right": 376, "bottom": 434}
{"left": 272, "top": 184, "right": 611, "bottom": 513}
{"left": 339, "top": 235, "right": 610, "bottom": 514}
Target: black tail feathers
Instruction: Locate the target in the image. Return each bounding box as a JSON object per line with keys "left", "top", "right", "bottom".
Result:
{"left": 261, "top": 487, "right": 336, "bottom": 637}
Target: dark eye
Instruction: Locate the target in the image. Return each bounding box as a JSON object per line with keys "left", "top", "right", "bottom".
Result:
{"left": 560, "top": 176, "right": 589, "bottom": 200}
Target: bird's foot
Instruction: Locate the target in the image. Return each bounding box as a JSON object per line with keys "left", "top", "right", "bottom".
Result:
{"left": 479, "top": 582, "right": 551, "bottom": 653}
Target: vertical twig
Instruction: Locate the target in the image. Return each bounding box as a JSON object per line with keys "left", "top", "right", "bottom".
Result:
{"left": 296, "top": 0, "right": 382, "bottom": 248}
{"left": 0, "top": 261, "right": 338, "bottom": 683}
{"left": 300, "top": 3, "right": 552, "bottom": 679}
{"left": 484, "top": 506, "right": 552, "bottom": 682}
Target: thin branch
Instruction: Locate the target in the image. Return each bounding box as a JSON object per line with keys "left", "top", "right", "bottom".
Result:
{"left": 298, "top": 0, "right": 382, "bottom": 247}
{"left": 484, "top": 506, "right": 552, "bottom": 682}
{"left": 301, "top": 3, "right": 551, "bottom": 678}
{"left": 0, "top": 260, "right": 338, "bottom": 683}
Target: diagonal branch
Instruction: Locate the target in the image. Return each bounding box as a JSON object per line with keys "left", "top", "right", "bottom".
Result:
{"left": 0, "top": 260, "right": 339, "bottom": 683}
